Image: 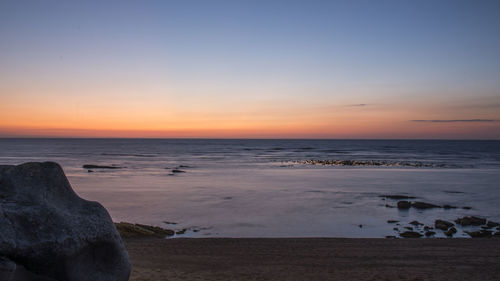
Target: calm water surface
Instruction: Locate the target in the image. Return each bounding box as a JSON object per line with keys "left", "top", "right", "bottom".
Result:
{"left": 1, "top": 139, "right": 499, "bottom": 238}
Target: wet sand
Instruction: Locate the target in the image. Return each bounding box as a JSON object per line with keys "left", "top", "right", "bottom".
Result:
{"left": 125, "top": 237, "right": 500, "bottom": 281}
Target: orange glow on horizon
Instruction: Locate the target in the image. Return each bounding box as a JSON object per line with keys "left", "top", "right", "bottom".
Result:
{"left": 2, "top": 86, "right": 499, "bottom": 139}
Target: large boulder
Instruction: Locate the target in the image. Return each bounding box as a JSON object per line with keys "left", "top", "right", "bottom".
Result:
{"left": 0, "top": 162, "right": 130, "bottom": 281}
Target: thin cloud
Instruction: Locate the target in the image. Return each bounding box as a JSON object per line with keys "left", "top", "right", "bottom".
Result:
{"left": 346, "top": 104, "right": 367, "bottom": 107}
{"left": 411, "top": 119, "right": 498, "bottom": 123}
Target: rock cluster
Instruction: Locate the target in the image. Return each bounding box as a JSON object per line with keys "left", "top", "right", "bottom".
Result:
{"left": 295, "top": 159, "right": 454, "bottom": 167}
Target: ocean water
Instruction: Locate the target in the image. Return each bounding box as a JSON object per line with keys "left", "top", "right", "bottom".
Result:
{"left": 1, "top": 138, "right": 499, "bottom": 238}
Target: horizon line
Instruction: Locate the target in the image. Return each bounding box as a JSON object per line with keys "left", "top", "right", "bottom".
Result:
{"left": 1, "top": 136, "right": 499, "bottom": 141}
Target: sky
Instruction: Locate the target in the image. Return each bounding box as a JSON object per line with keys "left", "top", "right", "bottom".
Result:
{"left": 1, "top": 0, "right": 500, "bottom": 139}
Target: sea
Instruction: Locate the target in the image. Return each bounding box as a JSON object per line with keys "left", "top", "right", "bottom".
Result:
{"left": 1, "top": 138, "right": 499, "bottom": 238}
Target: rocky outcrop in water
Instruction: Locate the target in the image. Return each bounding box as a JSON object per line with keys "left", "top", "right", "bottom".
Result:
{"left": 82, "top": 164, "right": 123, "bottom": 169}
{"left": 397, "top": 201, "right": 412, "bottom": 209}
{"left": 379, "top": 195, "right": 416, "bottom": 200}
{"left": 455, "top": 216, "right": 486, "bottom": 226}
{"left": 435, "top": 220, "right": 454, "bottom": 230}
{"left": 399, "top": 231, "right": 423, "bottom": 238}
{"left": 466, "top": 230, "right": 493, "bottom": 238}
{"left": 411, "top": 202, "right": 440, "bottom": 209}
{"left": 0, "top": 162, "right": 130, "bottom": 281}
{"left": 115, "top": 222, "right": 174, "bottom": 238}
{"left": 294, "top": 159, "right": 463, "bottom": 168}
{"left": 445, "top": 227, "right": 457, "bottom": 237}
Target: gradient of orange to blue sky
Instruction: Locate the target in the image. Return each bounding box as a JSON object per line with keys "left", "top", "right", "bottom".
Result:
{"left": 1, "top": 0, "right": 500, "bottom": 138}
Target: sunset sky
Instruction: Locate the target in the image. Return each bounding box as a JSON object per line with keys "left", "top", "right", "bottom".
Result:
{"left": 1, "top": 0, "right": 499, "bottom": 139}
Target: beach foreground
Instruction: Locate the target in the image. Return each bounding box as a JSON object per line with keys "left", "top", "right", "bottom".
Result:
{"left": 125, "top": 237, "right": 500, "bottom": 281}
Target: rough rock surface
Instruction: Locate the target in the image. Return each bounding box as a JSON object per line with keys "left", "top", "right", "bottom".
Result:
{"left": 0, "top": 162, "right": 130, "bottom": 281}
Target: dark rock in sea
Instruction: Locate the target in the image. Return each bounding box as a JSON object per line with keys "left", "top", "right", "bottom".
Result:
{"left": 393, "top": 227, "right": 399, "bottom": 231}
{"left": 88, "top": 169, "right": 94, "bottom": 173}
{"left": 385, "top": 204, "right": 395, "bottom": 208}
{"left": 397, "top": 201, "right": 411, "bottom": 209}
{"left": 445, "top": 227, "right": 457, "bottom": 237}
{"left": 487, "top": 221, "right": 500, "bottom": 228}
{"left": 442, "top": 190, "right": 465, "bottom": 194}
{"left": 455, "top": 216, "right": 487, "bottom": 226}
{"left": 424, "top": 226, "right": 433, "bottom": 230}
{"left": 358, "top": 224, "right": 363, "bottom": 228}
{"left": 297, "top": 159, "right": 451, "bottom": 168}
{"left": 115, "top": 222, "right": 174, "bottom": 238}
{"left": 425, "top": 231, "right": 436, "bottom": 237}
{"left": 379, "top": 195, "right": 416, "bottom": 200}
{"left": 405, "top": 226, "right": 414, "bottom": 231}
{"left": 164, "top": 221, "right": 178, "bottom": 225}
{"left": 0, "top": 162, "right": 130, "bottom": 281}
{"left": 411, "top": 202, "right": 441, "bottom": 209}
{"left": 135, "top": 223, "right": 174, "bottom": 236}
{"left": 176, "top": 229, "right": 187, "bottom": 235}
{"left": 82, "top": 164, "right": 122, "bottom": 169}
{"left": 178, "top": 165, "right": 191, "bottom": 168}
{"left": 387, "top": 220, "right": 399, "bottom": 223}
{"left": 399, "top": 231, "right": 423, "bottom": 238}
{"left": 443, "top": 204, "right": 457, "bottom": 209}
{"left": 409, "top": 220, "right": 423, "bottom": 226}
{"left": 435, "top": 219, "right": 454, "bottom": 230}
{"left": 462, "top": 206, "right": 472, "bottom": 210}
{"left": 171, "top": 169, "right": 186, "bottom": 173}
{"left": 466, "top": 230, "right": 493, "bottom": 238}
{"left": 385, "top": 236, "right": 396, "bottom": 239}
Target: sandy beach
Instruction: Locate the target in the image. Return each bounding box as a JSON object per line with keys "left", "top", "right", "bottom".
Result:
{"left": 125, "top": 237, "right": 500, "bottom": 281}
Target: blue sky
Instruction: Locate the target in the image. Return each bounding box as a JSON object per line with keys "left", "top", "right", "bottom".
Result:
{"left": 1, "top": 0, "right": 500, "bottom": 138}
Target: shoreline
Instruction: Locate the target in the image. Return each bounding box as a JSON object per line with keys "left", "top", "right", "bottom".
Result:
{"left": 125, "top": 237, "right": 500, "bottom": 281}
